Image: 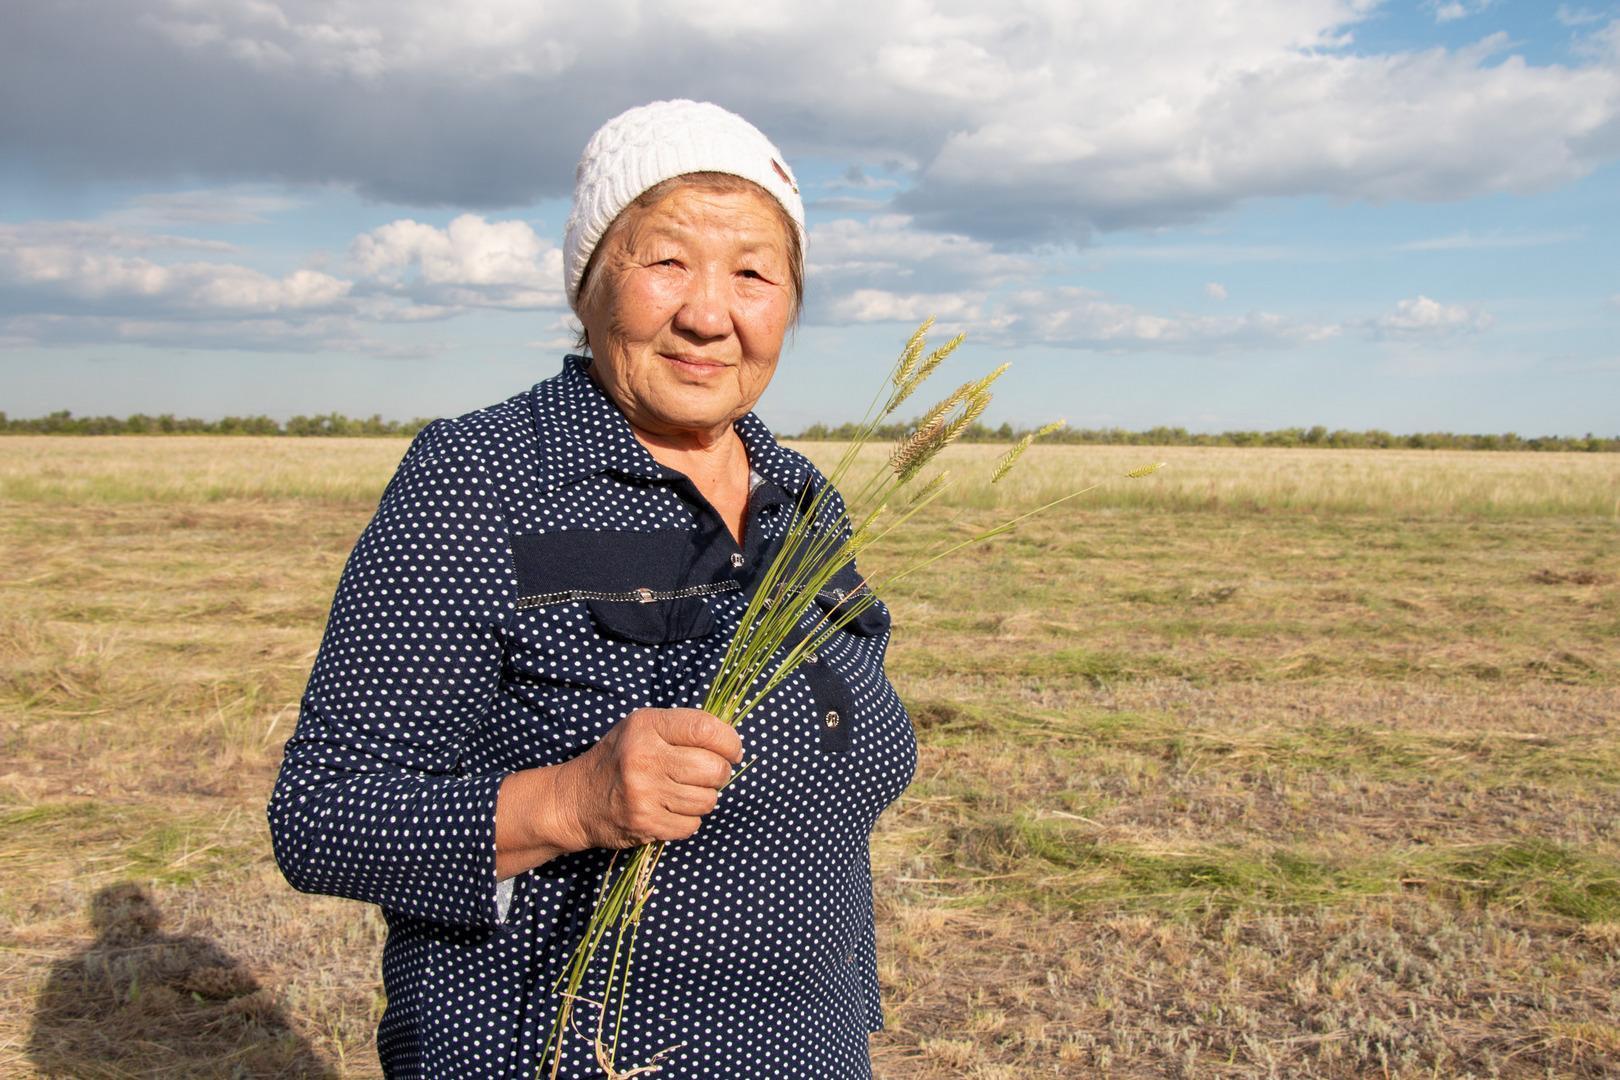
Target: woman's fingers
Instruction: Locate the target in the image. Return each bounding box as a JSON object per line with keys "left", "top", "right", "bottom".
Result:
{"left": 663, "top": 744, "right": 737, "bottom": 790}
{"left": 652, "top": 708, "right": 743, "bottom": 765}
{"left": 661, "top": 781, "right": 721, "bottom": 818}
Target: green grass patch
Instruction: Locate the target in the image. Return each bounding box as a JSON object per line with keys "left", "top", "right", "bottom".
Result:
{"left": 1424, "top": 841, "right": 1620, "bottom": 922}
{"left": 0, "top": 800, "right": 261, "bottom": 890}
{"left": 934, "top": 816, "right": 1620, "bottom": 923}
{"left": 901, "top": 697, "right": 1620, "bottom": 798}
{"left": 945, "top": 814, "right": 1395, "bottom": 912}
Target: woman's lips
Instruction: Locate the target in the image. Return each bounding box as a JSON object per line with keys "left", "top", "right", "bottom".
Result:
{"left": 661, "top": 353, "right": 728, "bottom": 376}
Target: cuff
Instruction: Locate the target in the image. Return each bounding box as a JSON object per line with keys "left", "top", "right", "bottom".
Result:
{"left": 495, "top": 875, "right": 514, "bottom": 923}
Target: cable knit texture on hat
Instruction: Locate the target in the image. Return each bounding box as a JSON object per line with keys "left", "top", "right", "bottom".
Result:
{"left": 564, "top": 99, "right": 806, "bottom": 311}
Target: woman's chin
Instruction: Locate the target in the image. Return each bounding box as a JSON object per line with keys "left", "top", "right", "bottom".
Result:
{"left": 635, "top": 382, "right": 746, "bottom": 433}
{"left": 628, "top": 401, "right": 736, "bottom": 444}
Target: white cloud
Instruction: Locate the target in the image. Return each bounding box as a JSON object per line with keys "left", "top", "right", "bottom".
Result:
{"left": 5, "top": 2, "right": 1617, "bottom": 242}
{"left": 0, "top": 221, "right": 234, "bottom": 255}
{"left": 1427, "top": 0, "right": 1493, "bottom": 23}
{"left": 1375, "top": 295, "right": 1494, "bottom": 334}
{"left": 0, "top": 225, "right": 350, "bottom": 315}
{"left": 1555, "top": 5, "right": 1606, "bottom": 27}
{"left": 1573, "top": 16, "right": 1620, "bottom": 60}
{"left": 1205, "top": 282, "right": 1229, "bottom": 301}
{"left": 1085, "top": 243, "right": 1300, "bottom": 264}
{"left": 820, "top": 282, "right": 1341, "bottom": 350}
{"left": 352, "top": 214, "right": 564, "bottom": 310}
{"left": 0, "top": 210, "right": 568, "bottom": 352}
{"left": 994, "top": 288, "right": 1341, "bottom": 349}
{"left": 823, "top": 288, "right": 984, "bottom": 325}
{"left": 908, "top": 24, "right": 1620, "bottom": 238}
{"left": 808, "top": 214, "right": 1036, "bottom": 286}
{"left": 1396, "top": 228, "right": 1584, "bottom": 252}
{"left": 1, "top": 311, "right": 435, "bottom": 357}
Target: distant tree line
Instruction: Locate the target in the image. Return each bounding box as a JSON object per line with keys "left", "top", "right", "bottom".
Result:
{"left": 792, "top": 421, "right": 1620, "bottom": 453}
{"left": 0, "top": 410, "right": 433, "bottom": 437}
{"left": 2, "top": 410, "right": 1614, "bottom": 451}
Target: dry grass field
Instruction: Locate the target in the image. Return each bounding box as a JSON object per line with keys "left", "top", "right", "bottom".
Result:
{"left": 2, "top": 435, "right": 1617, "bottom": 1078}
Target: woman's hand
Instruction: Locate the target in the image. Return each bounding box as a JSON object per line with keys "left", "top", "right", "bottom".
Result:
{"left": 495, "top": 708, "right": 742, "bottom": 879}
{"left": 563, "top": 708, "right": 743, "bottom": 849}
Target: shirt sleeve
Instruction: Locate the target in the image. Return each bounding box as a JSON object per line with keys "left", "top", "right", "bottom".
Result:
{"left": 266, "top": 418, "right": 519, "bottom": 929}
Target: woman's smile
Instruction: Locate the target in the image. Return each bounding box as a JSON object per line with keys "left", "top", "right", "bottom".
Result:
{"left": 660, "top": 351, "right": 731, "bottom": 378}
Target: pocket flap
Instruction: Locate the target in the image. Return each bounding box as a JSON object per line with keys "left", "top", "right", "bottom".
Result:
{"left": 812, "top": 562, "right": 890, "bottom": 637}
{"left": 510, "top": 529, "right": 729, "bottom": 644}
{"left": 585, "top": 595, "right": 715, "bottom": 645}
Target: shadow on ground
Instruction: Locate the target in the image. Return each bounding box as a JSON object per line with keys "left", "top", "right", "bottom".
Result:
{"left": 28, "top": 882, "right": 335, "bottom": 1079}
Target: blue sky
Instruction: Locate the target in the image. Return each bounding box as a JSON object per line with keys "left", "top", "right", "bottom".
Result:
{"left": 2, "top": 0, "right": 1616, "bottom": 436}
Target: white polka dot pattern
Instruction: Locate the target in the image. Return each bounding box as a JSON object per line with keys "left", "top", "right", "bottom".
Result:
{"left": 267, "top": 355, "right": 918, "bottom": 1078}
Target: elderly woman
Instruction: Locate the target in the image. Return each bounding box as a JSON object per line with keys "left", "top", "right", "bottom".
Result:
{"left": 268, "top": 100, "right": 917, "bottom": 1078}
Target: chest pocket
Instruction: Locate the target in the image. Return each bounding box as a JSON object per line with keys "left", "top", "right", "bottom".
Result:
{"left": 810, "top": 561, "right": 890, "bottom": 639}
{"left": 794, "top": 560, "right": 893, "bottom": 753}
{"left": 510, "top": 529, "right": 737, "bottom": 646}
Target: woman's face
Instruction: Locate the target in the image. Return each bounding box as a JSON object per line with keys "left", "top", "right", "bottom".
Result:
{"left": 579, "top": 182, "right": 795, "bottom": 447}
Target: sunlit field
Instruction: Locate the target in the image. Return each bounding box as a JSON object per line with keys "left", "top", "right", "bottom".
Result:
{"left": 5, "top": 436, "right": 1615, "bottom": 517}
{"left": 2, "top": 436, "right": 1617, "bottom": 1077}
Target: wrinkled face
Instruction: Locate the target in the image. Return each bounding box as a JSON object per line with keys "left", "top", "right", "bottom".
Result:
{"left": 578, "top": 183, "right": 795, "bottom": 445}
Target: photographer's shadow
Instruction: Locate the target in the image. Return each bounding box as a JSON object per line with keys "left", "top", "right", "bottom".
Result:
{"left": 28, "top": 882, "right": 334, "bottom": 1079}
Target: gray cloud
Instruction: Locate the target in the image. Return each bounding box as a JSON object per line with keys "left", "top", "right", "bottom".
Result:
{"left": 2, "top": 3, "right": 591, "bottom": 206}
{"left": 111, "top": 189, "right": 306, "bottom": 226}
{"left": 3, "top": 2, "right": 1618, "bottom": 248}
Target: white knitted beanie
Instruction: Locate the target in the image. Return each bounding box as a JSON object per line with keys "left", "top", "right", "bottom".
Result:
{"left": 563, "top": 99, "right": 806, "bottom": 312}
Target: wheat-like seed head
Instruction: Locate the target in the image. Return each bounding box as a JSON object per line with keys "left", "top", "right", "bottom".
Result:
{"left": 850, "top": 500, "right": 888, "bottom": 549}
{"left": 966, "top": 362, "right": 1011, "bottom": 399}
{"left": 887, "top": 332, "right": 965, "bottom": 414}
{"left": 939, "top": 392, "right": 992, "bottom": 447}
{"left": 907, "top": 471, "right": 949, "bottom": 504}
{"left": 893, "top": 376, "right": 1001, "bottom": 483}
{"left": 916, "top": 333, "right": 964, "bottom": 382}
{"left": 895, "top": 395, "right": 989, "bottom": 482}
{"left": 890, "top": 383, "right": 969, "bottom": 471}
{"left": 889, "top": 417, "right": 948, "bottom": 478}
{"left": 992, "top": 434, "right": 1036, "bottom": 484}
{"left": 1125, "top": 461, "right": 1167, "bottom": 478}
{"left": 894, "top": 318, "right": 935, "bottom": 387}
{"left": 993, "top": 419, "right": 1068, "bottom": 484}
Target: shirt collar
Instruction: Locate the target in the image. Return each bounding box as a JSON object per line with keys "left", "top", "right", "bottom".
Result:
{"left": 530, "top": 354, "right": 812, "bottom": 496}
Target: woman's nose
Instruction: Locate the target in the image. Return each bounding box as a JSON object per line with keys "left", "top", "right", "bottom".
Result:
{"left": 671, "top": 270, "right": 733, "bottom": 340}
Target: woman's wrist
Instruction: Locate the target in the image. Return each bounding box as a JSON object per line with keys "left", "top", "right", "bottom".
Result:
{"left": 495, "top": 763, "right": 585, "bottom": 879}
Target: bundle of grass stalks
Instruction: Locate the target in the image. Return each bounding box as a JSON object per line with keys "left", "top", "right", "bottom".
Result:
{"left": 541, "top": 319, "right": 1162, "bottom": 1078}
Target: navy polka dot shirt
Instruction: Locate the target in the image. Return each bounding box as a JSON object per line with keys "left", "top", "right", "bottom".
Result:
{"left": 267, "top": 355, "right": 918, "bottom": 1078}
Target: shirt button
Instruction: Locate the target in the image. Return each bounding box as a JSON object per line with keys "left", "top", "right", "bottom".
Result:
{"left": 804, "top": 652, "right": 818, "bottom": 665}
{"left": 730, "top": 552, "right": 746, "bottom": 569}
{"left": 844, "top": 952, "right": 854, "bottom": 964}
{"left": 824, "top": 710, "right": 841, "bottom": 728}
